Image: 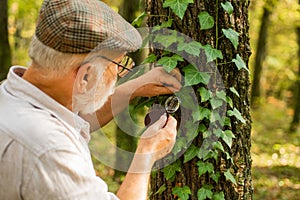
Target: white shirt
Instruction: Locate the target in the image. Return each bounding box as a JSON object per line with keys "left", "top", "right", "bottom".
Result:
{"left": 0, "top": 66, "right": 118, "bottom": 200}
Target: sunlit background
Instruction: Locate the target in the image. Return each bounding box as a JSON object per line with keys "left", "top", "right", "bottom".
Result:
{"left": 3, "top": 0, "right": 300, "bottom": 199}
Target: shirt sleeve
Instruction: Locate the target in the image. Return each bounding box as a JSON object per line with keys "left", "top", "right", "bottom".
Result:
{"left": 22, "top": 145, "right": 119, "bottom": 200}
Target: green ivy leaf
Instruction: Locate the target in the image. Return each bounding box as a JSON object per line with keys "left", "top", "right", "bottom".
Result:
{"left": 198, "top": 12, "right": 215, "bottom": 30}
{"left": 210, "top": 97, "right": 224, "bottom": 109}
{"left": 216, "top": 90, "right": 227, "bottom": 102}
{"left": 197, "top": 185, "right": 213, "bottom": 200}
{"left": 222, "top": 28, "right": 239, "bottom": 50}
{"left": 157, "top": 55, "right": 184, "bottom": 72}
{"left": 155, "top": 184, "right": 166, "bottom": 195}
{"left": 203, "top": 45, "right": 223, "bottom": 62}
{"left": 184, "top": 145, "right": 200, "bottom": 163}
{"left": 198, "top": 123, "right": 207, "bottom": 133}
{"left": 152, "top": 19, "right": 174, "bottom": 32}
{"left": 227, "top": 108, "right": 246, "bottom": 124}
{"left": 224, "top": 170, "right": 237, "bottom": 185}
{"left": 178, "top": 41, "right": 203, "bottom": 56}
{"left": 172, "top": 137, "right": 187, "bottom": 155}
{"left": 192, "top": 106, "right": 211, "bottom": 121}
{"left": 198, "top": 87, "right": 212, "bottom": 102}
{"left": 154, "top": 34, "right": 178, "bottom": 48}
{"left": 210, "top": 110, "right": 222, "bottom": 123}
{"left": 163, "top": 0, "right": 193, "bottom": 20}
{"left": 183, "top": 65, "right": 211, "bottom": 86}
{"left": 185, "top": 121, "right": 200, "bottom": 142}
{"left": 214, "top": 141, "right": 225, "bottom": 152}
{"left": 224, "top": 116, "right": 232, "bottom": 127}
{"left": 178, "top": 87, "right": 197, "bottom": 110}
{"left": 226, "top": 96, "right": 233, "bottom": 108}
{"left": 141, "top": 53, "right": 157, "bottom": 64}
{"left": 229, "top": 87, "right": 240, "bottom": 97}
{"left": 211, "top": 172, "right": 221, "bottom": 183}
{"left": 221, "top": 130, "right": 235, "bottom": 148}
{"left": 196, "top": 161, "right": 214, "bottom": 176}
{"left": 162, "top": 160, "right": 181, "bottom": 180}
{"left": 221, "top": 2, "right": 234, "bottom": 15}
{"left": 132, "top": 11, "right": 147, "bottom": 27}
{"left": 233, "top": 54, "right": 249, "bottom": 72}
{"left": 172, "top": 186, "right": 191, "bottom": 200}
{"left": 213, "top": 192, "right": 225, "bottom": 200}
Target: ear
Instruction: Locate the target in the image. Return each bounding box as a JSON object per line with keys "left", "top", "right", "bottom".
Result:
{"left": 75, "top": 63, "right": 90, "bottom": 94}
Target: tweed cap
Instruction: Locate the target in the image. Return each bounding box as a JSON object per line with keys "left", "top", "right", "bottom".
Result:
{"left": 35, "top": 0, "right": 142, "bottom": 54}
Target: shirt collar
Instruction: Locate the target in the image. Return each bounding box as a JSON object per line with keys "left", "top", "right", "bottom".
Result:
{"left": 5, "top": 66, "right": 91, "bottom": 142}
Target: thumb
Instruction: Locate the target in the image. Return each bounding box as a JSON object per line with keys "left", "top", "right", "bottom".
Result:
{"left": 149, "top": 113, "right": 168, "bottom": 132}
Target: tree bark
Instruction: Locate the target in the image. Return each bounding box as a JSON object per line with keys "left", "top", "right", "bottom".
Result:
{"left": 0, "top": 0, "right": 12, "bottom": 81}
{"left": 146, "top": 0, "right": 252, "bottom": 199}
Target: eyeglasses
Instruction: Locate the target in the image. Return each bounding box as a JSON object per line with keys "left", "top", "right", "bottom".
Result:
{"left": 97, "top": 55, "right": 135, "bottom": 77}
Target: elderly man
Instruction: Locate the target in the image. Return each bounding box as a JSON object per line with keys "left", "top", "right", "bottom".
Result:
{"left": 0, "top": 0, "right": 182, "bottom": 199}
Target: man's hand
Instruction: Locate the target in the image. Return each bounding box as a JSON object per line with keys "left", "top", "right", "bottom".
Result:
{"left": 131, "top": 67, "right": 182, "bottom": 98}
{"left": 136, "top": 114, "right": 177, "bottom": 165}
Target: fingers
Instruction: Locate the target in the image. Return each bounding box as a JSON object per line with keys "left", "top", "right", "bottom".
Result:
{"left": 163, "top": 115, "right": 177, "bottom": 133}
{"left": 152, "top": 113, "right": 168, "bottom": 130}
{"left": 143, "top": 113, "right": 168, "bottom": 137}
{"left": 158, "top": 68, "right": 182, "bottom": 92}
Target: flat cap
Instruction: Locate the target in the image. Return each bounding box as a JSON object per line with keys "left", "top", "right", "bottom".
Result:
{"left": 35, "top": 0, "right": 142, "bottom": 54}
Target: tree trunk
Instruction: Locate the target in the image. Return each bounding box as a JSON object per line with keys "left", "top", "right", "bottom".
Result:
{"left": 250, "top": 0, "right": 278, "bottom": 106}
{"left": 0, "top": 0, "right": 11, "bottom": 81}
{"left": 146, "top": 0, "right": 252, "bottom": 199}
{"left": 289, "top": 0, "right": 300, "bottom": 132}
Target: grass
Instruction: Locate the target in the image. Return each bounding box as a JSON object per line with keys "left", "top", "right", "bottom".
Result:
{"left": 90, "top": 97, "right": 300, "bottom": 199}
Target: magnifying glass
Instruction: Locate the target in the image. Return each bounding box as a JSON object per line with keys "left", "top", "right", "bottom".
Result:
{"left": 144, "top": 96, "right": 181, "bottom": 127}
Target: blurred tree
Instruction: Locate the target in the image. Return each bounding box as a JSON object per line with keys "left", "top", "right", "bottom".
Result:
{"left": 0, "top": 0, "right": 11, "bottom": 81}
{"left": 146, "top": 0, "right": 252, "bottom": 199}
{"left": 251, "top": 0, "right": 279, "bottom": 106}
{"left": 6, "top": 0, "right": 42, "bottom": 67}
{"left": 289, "top": 0, "right": 300, "bottom": 132}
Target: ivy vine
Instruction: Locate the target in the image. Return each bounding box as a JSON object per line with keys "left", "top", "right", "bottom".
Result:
{"left": 133, "top": 1, "right": 248, "bottom": 199}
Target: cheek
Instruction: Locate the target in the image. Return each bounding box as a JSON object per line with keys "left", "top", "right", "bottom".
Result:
{"left": 102, "top": 67, "right": 117, "bottom": 86}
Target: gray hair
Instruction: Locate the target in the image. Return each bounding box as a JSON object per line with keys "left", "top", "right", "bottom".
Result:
{"left": 28, "top": 35, "right": 86, "bottom": 78}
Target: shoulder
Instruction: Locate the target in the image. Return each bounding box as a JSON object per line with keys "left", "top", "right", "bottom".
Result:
{"left": 0, "top": 97, "right": 75, "bottom": 157}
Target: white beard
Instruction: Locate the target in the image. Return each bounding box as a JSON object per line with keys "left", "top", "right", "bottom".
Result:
{"left": 73, "top": 75, "right": 116, "bottom": 115}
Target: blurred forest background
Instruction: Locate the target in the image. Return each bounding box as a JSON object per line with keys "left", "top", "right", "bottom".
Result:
{"left": 0, "top": 0, "right": 299, "bottom": 199}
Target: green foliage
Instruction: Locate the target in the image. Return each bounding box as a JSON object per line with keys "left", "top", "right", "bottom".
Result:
{"left": 198, "top": 12, "right": 215, "bottom": 30}
{"left": 163, "top": 0, "right": 193, "bottom": 20}
{"left": 224, "top": 170, "right": 237, "bottom": 185}
{"left": 222, "top": 28, "right": 239, "bottom": 50}
{"left": 183, "top": 144, "right": 199, "bottom": 163}
{"left": 202, "top": 45, "right": 223, "bottom": 62}
{"left": 172, "top": 186, "right": 192, "bottom": 200}
{"left": 137, "top": 0, "right": 251, "bottom": 198}
{"left": 182, "top": 64, "right": 211, "bottom": 86}
{"left": 161, "top": 160, "right": 181, "bottom": 180}
{"left": 131, "top": 11, "right": 147, "bottom": 27}
{"left": 157, "top": 55, "right": 184, "bottom": 72}
{"left": 155, "top": 184, "right": 167, "bottom": 195}
{"left": 227, "top": 108, "right": 246, "bottom": 124}
{"left": 177, "top": 41, "right": 203, "bottom": 56}
{"left": 213, "top": 192, "right": 225, "bottom": 200}
{"left": 233, "top": 54, "right": 249, "bottom": 72}
{"left": 197, "top": 185, "right": 213, "bottom": 200}
{"left": 196, "top": 161, "right": 214, "bottom": 176}
{"left": 221, "top": 2, "right": 234, "bottom": 15}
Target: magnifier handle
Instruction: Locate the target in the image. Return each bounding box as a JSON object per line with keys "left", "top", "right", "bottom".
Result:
{"left": 144, "top": 108, "right": 168, "bottom": 127}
